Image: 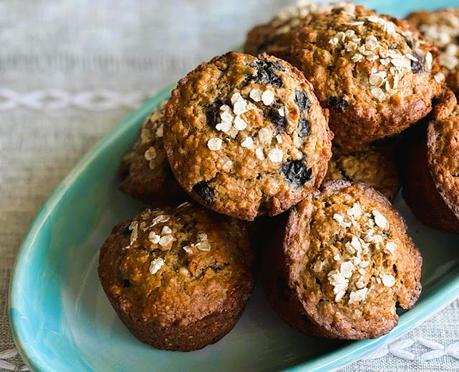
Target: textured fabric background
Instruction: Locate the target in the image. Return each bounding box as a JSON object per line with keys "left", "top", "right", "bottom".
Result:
{"left": 0, "top": 0, "right": 458, "bottom": 371}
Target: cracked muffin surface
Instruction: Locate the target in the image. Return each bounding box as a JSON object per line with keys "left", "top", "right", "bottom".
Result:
{"left": 402, "top": 90, "right": 459, "bottom": 233}
{"left": 291, "top": 4, "right": 443, "bottom": 150}
{"left": 98, "top": 202, "right": 255, "bottom": 351}
{"left": 325, "top": 144, "right": 400, "bottom": 200}
{"left": 281, "top": 181, "right": 422, "bottom": 339}
{"left": 164, "top": 52, "right": 332, "bottom": 221}
{"left": 119, "top": 103, "right": 186, "bottom": 203}
{"left": 407, "top": 8, "right": 459, "bottom": 97}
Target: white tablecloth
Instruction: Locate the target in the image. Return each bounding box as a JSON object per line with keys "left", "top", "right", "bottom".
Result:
{"left": 0, "top": 0, "right": 458, "bottom": 370}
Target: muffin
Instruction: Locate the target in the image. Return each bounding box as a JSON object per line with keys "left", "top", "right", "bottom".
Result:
{"left": 324, "top": 145, "right": 400, "bottom": 200}
{"left": 164, "top": 52, "right": 332, "bottom": 221}
{"left": 407, "top": 8, "right": 459, "bottom": 96}
{"left": 290, "top": 4, "right": 443, "bottom": 150}
{"left": 402, "top": 90, "right": 459, "bottom": 233}
{"left": 244, "top": 1, "right": 353, "bottom": 60}
{"left": 119, "top": 103, "right": 186, "bottom": 203}
{"left": 266, "top": 181, "right": 422, "bottom": 339}
{"left": 98, "top": 203, "right": 255, "bottom": 351}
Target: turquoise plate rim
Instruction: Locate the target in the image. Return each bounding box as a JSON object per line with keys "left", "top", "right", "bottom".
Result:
{"left": 8, "top": 81, "right": 459, "bottom": 371}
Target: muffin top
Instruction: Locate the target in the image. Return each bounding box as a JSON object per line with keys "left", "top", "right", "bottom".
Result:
{"left": 285, "top": 181, "right": 421, "bottom": 339}
{"left": 407, "top": 8, "right": 459, "bottom": 95}
{"left": 164, "top": 52, "right": 332, "bottom": 221}
{"left": 244, "top": 1, "right": 353, "bottom": 59}
{"left": 291, "top": 4, "right": 442, "bottom": 149}
{"left": 98, "top": 203, "right": 254, "bottom": 327}
{"left": 119, "top": 103, "right": 185, "bottom": 202}
{"left": 325, "top": 145, "right": 400, "bottom": 200}
{"left": 427, "top": 90, "right": 459, "bottom": 219}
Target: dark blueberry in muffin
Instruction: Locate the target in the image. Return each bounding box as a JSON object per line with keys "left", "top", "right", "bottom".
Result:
{"left": 281, "top": 160, "right": 312, "bottom": 187}
{"left": 325, "top": 96, "right": 349, "bottom": 112}
{"left": 192, "top": 181, "right": 215, "bottom": 205}
{"left": 295, "top": 90, "right": 311, "bottom": 111}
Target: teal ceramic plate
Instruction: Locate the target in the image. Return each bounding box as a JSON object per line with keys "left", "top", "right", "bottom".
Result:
{"left": 9, "top": 1, "right": 459, "bottom": 371}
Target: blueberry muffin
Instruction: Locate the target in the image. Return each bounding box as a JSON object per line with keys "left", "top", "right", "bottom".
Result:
{"left": 267, "top": 181, "right": 422, "bottom": 339}
{"left": 244, "top": 1, "right": 354, "bottom": 60}
{"left": 325, "top": 145, "right": 400, "bottom": 200}
{"left": 291, "top": 5, "right": 443, "bottom": 150}
{"left": 98, "top": 203, "right": 255, "bottom": 351}
{"left": 407, "top": 8, "right": 459, "bottom": 96}
{"left": 164, "top": 52, "right": 332, "bottom": 221}
{"left": 119, "top": 103, "right": 186, "bottom": 203}
{"left": 402, "top": 90, "right": 459, "bottom": 233}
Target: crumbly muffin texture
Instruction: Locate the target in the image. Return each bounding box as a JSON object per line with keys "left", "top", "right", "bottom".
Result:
{"left": 164, "top": 52, "right": 332, "bottom": 221}
{"left": 244, "top": 1, "right": 353, "bottom": 60}
{"left": 291, "top": 4, "right": 443, "bottom": 150}
{"left": 98, "top": 203, "right": 254, "bottom": 350}
{"left": 119, "top": 103, "right": 186, "bottom": 203}
{"left": 407, "top": 8, "right": 459, "bottom": 96}
{"left": 287, "top": 182, "right": 421, "bottom": 339}
{"left": 325, "top": 145, "right": 400, "bottom": 200}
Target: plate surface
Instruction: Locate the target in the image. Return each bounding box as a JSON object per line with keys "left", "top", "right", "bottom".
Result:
{"left": 9, "top": 1, "right": 459, "bottom": 371}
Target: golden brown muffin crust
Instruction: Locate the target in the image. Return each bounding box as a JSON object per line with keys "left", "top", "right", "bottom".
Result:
{"left": 98, "top": 203, "right": 254, "bottom": 350}
{"left": 284, "top": 182, "right": 422, "bottom": 339}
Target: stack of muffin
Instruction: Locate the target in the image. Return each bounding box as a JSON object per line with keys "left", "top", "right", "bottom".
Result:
{"left": 98, "top": 1, "right": 459, "bottom": 351}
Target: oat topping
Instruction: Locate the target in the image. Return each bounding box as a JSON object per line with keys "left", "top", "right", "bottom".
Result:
{"left": 179, "top": 267, "right": 190, "bottom": 276}
{"left": 268, "top": 148, "right": 284, "bottom": 163}
{"left": 155, "top": 124, "right": 164, "bottom": 138}
{"left": 333, "top": 213, "right": 352, "bottom": 227}
{"left": 182, "top": 245, "right": 193, "bottom": 254}
{"left": 381, "top": 274, "right": 396, "bottom": 287}
{"left": 323, "top": 201, "right": 397, "bottom": 305}
{"left": 261, "top": 89, "right": 275, "bottom": 105}
{"left": 434, "top": 72, "right": 446, "bottom": 83}
{"left": 149, "top": 257, "right": 165, "bottom": 275}
{"left": 148, "top": 231, "right": 161, "bottom": 244}
{"left": 210, "top": 88, "right": 288, "bottom": 159}
{"left": 385, "top": 241, "right": 397, "bottom": 255}
{"left": 249, "top": 87, "right": 263, "bottom": 102}
{"left": 328, "top": 14, "right": 431, "bottom": 101}
{"left": 348, "top": 287, "right": 369, "bottom": 304}
{"left": 347, "top": 202, "right": 362, "bottom": 218}
{"left": 372, "top": 209, "right": 388, "bottom": 229}
{"left": 124, "top": 221, "right": 139, "bottom": 249}
{"left": 207, "top": 138, "right": 223, "bottom": 151}
{"left": 258, "top": 127, "right": 273, "bottom": 144}
{"left": 418, "top": 13, "right": 459, "bottom": 71}
{"left": 176, "top": 202, "right": 192, "bottom": 210}
{"left": 241, "top": 136, "right": 255, "bottom": 149}
{"left": 161, "top": 226, "right": 172, "bottom": 235}
{"left": 273, "top": 1, "right": 355, "bottom": 36}
{"left": 255, "top": 148, "right": 265, "bottom": 160}
{"left": 182, "top": 231, "right": 212, "bottom": 254}
{"left": 144, "top": 146, "right": 157, "bottom": 161}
